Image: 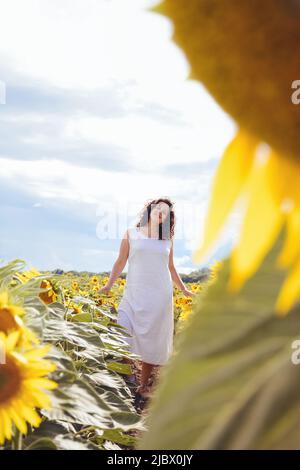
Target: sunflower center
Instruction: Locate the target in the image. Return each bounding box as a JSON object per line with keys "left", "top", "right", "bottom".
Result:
{"left": 0, "top": 356, "right": 22, "bottom": 403}
{"left": 0, "top": 308, "right": 19, "bottom": 334}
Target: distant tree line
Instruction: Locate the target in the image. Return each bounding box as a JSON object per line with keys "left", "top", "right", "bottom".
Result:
{"left": 50, "top": 267, "right": 211, "bottom": 283}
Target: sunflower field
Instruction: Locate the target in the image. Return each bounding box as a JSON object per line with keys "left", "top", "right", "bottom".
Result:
{"left": 0, "top": 258, "right": 217, "bottom": 450}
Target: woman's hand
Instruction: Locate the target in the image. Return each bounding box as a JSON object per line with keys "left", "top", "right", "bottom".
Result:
{"left": 182, "top": 287, "right": 196, "bottom": 297}
{"left": 98, "top": 284, "right": 111, "bottom": 295}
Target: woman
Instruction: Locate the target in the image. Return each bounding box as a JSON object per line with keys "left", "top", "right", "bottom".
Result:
{"left": 99, "top": 197, "right": 195, "bottom": 404}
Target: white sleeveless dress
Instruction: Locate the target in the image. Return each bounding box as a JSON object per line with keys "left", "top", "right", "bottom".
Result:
{"left": 117, "top": 226, "right": 174, "bottom": 365}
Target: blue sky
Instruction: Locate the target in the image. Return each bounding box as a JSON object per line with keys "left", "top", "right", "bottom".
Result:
{"left": 0, "top": 0, "right": 237, "bottom": 273}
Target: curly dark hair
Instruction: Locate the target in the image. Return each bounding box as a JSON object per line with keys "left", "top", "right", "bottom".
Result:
{"left": 135, "top": 197, "right": 176, "bottom": 240}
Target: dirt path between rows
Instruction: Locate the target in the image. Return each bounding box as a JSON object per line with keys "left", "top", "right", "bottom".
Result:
{"left": 121, "top": 360, "right": 162, "bottom": 449}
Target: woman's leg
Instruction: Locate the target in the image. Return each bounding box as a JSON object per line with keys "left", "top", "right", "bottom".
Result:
{"left": 149, "top": 365, "right": 161, "bottom": 387}
{"left": 122, "top": 356, "right": 132, "bottom": 364}
{"left": 138, "top": 361, "right": 155, "bottom": 392}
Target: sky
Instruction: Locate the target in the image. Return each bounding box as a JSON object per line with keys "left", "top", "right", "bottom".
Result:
{"left": 0, "top": 0, "right": 237, "bottom": 273}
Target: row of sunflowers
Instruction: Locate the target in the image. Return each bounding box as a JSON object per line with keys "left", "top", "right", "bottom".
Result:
{"left": 0, "top": 258, "right": 220, "bottom": 450}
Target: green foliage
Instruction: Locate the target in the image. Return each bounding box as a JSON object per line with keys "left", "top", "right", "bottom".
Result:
{"left": 0, "top": 260, "right": 144, "bottom": 450}
{"left": 138, "top": 237, "right": 300, "bottom": 450}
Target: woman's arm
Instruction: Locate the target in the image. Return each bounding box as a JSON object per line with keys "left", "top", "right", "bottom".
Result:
{"left": 98, "top": 230, "right": 130, "bottom": 294}
{"left": 168, "top": 239, "right": 195, "bottom": 297}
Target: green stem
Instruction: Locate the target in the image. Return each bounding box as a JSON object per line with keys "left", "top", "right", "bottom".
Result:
{"left": 11, "top": 429, "right": 23, "bottom": 450}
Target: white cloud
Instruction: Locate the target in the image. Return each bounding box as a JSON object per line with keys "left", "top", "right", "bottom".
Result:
{"left": 83, "top": 248, "right": 119, "bottom": 258}
{"left": 0, "top": 155, "right": 208, "bottom": 209}
{"left": 174, "top": 255, "right": 191, "bottom": 267}
{"left": 0, "top": 0, "right": 237, "bottom": 270}
{"left": 64, "top": 104, "right": 235, "bottom": 171}
{"left": 0, "top": 0, "right": 177, "bottom": 89}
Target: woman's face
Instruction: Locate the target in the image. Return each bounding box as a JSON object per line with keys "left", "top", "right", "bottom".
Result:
{"left": 150, "top": 202, "right": 170, "bottom": 224}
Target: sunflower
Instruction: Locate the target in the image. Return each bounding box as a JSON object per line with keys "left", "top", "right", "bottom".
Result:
{"left": 154, "top": 0, "right": 300, "bottom": 314}
{"left": 68, "top": 302, "right": 82, "bottom": 314}
{"left": 191, "top": 284, "right": 202, "bottom": 293}
{"left": 15, "top": 268, "right": 42, "bottom": 284}
{"left": 178, "top": 302, "right": 194, "bottom": 323}
{"left": 0, "top": 291, "right": 38, "bottom": 346}
{"left": 0, "top": 331, "right": 57, "bottom": 445}
{"left": 39, "top": 280, "right": 57, "bottom": 305}
{"left": 71, "top": 280, "right": 79, "bottom": 291}
{"left": 90, "top": 276, "right": 99, "bottom": 285}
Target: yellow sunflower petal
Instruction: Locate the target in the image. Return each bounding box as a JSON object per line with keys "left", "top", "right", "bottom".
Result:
{"left": 18, "top": 402, "right": 41, "bottom": 428}
{"left": 192, "top": 129, "right": 257, "bottom": 263}
{"left": 10, "top": 305, "right": 25, "bottom": 317}
{"left": 25, "top": 378, "right": 58, "bottom": 390}
{"left": 277, "top": 209, "right": 300, "bottom": 269}
{"left": 6, "top": 331, "right": 21, "bottom": 352}
{"left": 23, "top": 345, "right": 51, "bottom": 361}
{"left": 0, "top": 291, "right": 9, "bottom": 307}
{"left": 24, "top": 388, "right": 52, "bottom": 409}
{"left": 228, "top": 151, "right": 284, "bottom": 291}
{"left": 9, "top": 406, "right": 28, "bottom": 435}
{"left": 22, "top": 363, "right": 56, "bottom": 378}
{"left": 0, "top": 412, "right": 5, "bottom": 445}
{"left": 1, "top": 409, "right": 13, "bottom": 440}
{"left": 275, "top": 256, "right": 300, "bottom": 315}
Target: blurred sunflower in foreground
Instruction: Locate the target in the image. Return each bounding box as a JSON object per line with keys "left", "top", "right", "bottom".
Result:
{"left": 0, "top": 332, "right": 57, "bottom": 445}
{"left": 154, "top": 0, "right": 300, "bottom": 314}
